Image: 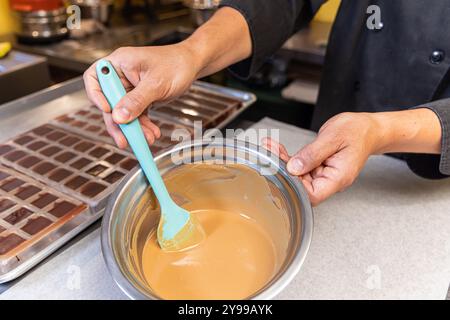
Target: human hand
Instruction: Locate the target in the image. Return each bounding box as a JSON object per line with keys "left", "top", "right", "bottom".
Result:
{"left": 263, "top": 113, "right": 385, "bottom": 206}
{"left": 83, "top": 43, "right": 201, "bottom": 148}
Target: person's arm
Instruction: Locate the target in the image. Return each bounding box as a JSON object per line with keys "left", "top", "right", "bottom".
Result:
{"left": 264, "top": 108, "right": 443, "bottom": 206}
{"left": 83, "top": 7, "right": 252, "bottom": 148}
{"left": 83, "top": 1, "right": 325, "bottom": 148}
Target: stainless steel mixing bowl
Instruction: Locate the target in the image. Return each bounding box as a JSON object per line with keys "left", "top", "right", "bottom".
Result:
{"left": 101, "top": 139, "right": 313, "bottom": 299}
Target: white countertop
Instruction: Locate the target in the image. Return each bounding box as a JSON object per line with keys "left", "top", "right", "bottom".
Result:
{"left": 1, "top": 117, "right": 450, "bottom": 300}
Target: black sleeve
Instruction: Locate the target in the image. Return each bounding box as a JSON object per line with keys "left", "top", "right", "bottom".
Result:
{"left": 406, "top": 99, "right": 450, "bottom": 179}
{"left": 219, "top": 0, "right": 328, "bottom": 79}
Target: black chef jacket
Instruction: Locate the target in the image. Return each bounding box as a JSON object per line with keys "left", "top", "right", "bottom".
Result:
{"left": 220, "top": 0, "right": 450, "bottom": 179}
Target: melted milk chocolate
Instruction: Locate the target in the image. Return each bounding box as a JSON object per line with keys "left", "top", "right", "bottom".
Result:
{"left": 132, "top": 164, "right": 290, "bottom": 300}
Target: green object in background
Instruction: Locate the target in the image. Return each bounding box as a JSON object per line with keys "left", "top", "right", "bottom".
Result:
{"left": 0, "top": 42, "right": 11, "bottom": 58}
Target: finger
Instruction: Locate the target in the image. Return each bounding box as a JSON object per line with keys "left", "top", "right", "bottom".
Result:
{"left": 112, "top": 79, "right": 161, "bottom": 124}
{"left": 142, "top": 126, "right": 155, "bottom": 145}
{"left": 103, "top": 112, "right": 128, "bottom": 149}
{"left": 140, "top": 122, "right": 156, "bottom": 145}
{"left": 83, "top": 64, "right": 111, "bottom": 113}
{"left": 301, "top": 166, "right": 341, "bottom": 206}
{"left": 261, "top": 137, "right": 290, "bottom": 163}
{"left": 140, "top": 114, "right": 161, "bottom": 139}
{"left": 287, "top": 135, "right": 340, "bottom": 176}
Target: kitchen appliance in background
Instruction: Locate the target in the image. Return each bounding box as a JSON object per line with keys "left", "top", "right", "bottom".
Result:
{"left": 183, "top": 0, "right": 219, "bottom": 26}
{"left": 67, "top": 0, "right": 113, "bottom": 39}
{"left": 10, "top": 0, "right": 69, "bottom": 44}
{"left": 69, "top": 0, "right": 114, "bottom": 25}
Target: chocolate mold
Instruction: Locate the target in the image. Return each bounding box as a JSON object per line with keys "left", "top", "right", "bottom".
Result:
{"left": 0, "top": 165, "right": 88, "bottom": 280}
{"left": 0, "top": 124, "right": 136, "bottom": 210}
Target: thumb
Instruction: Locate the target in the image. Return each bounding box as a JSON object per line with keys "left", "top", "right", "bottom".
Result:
{"left": 112, "top": 81, "right": 159, "bottom": 124}
{"left": 287, "top": 136, "right": 339, "bottom": 176}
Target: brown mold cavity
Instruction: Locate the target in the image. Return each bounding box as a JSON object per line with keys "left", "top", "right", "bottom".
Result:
{"left": 31, "top": 193, "right": 58, "bottom": 209}
{"left": 27, "top": 141, "right": 47, "bottom": 151}
{"left": 105, "top": 153, "right": 125, "bottom": 165}
{"left": 49, "top": 200, "right": 82, "bottom": 218}
{"left": 70, "top": 157, "right": 91, "bottom": 170}
{"left": 46, "top": 130, "right": 67, "bottom": 141}
{"left": 74, "top": 141, "right": 95, "bottom": 152}
{"left": 0, "top": 198, "right": 15, "bottom": 212}
{"left": 18, "top": 155, "right": 41, "bottom": 168}
{"left": 0, "top": 171, "right": 10, "bottom": 181}
{"left": 14, "top": 135, "right": 34, "bottom": 145}
{"left": 65, "top": 176, "right": 88, "bottom": 190}
{"left": 15, "top": 185, "right": 41, "bottom": 200}
{"left": 4, "top": 150, "right": 27, "bottom": 162}
{"left": 0, "top": 145, "right": 14, "bottom": 156}
{"left": 120, "top": 158, "right": 138, "bottom": 171}
{"left": 32, "top": 125, "right": 53, "bottom": 136}
{"left": 60, "top": 136, "right": 80, "bottom": 147}
{"left": 48, "top": 168, "right": 73, "bottom": 182}
{"left": 103, "top": 171, "right": 124, "bottom": 184}
{"left": 80, "top": 182, "right": 107, "bottom": 197}
{"left": 21, "top": 217, "right": 52, "bottom": 235}
{"left": 40, "top": 146, "right": 62, "bottom": 156}
{"left": 32, "top": 162, "right": 56, "bottom": 175}
{"left": 4, "top": 207, "right": 33, "bottom": 225}
{"left": 55, "top": 151, "right": 76, "bottom": 163}
{"left": 1, "top": 179, "right": 25, "bottom": 192}
{"left": 86, "top": 164, "right": 107, "bottom": 177}
{"left": 89, "top": 147, "right": 109, "bottom": 158}
{"left": 0, "top": 233, "right": 25, "bottom": 255}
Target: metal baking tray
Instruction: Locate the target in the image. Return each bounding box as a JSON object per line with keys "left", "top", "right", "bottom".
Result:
{"left": 0, "top": 165, "right": 97, "bottom": 283}
{"left": 0, "top": 124, "right": 137, "bottom": 212}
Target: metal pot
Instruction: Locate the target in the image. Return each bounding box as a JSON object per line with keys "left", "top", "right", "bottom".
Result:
{"left": 101, "top": 139, "right": 313, "bottom": 300}
{"left": 70, "top": 0, "right": 114, "bottom": 24}
{"left": 16, "top": 8, "right": 69, "bottom": 43}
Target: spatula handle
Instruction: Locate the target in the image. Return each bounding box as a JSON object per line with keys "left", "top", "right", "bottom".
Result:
{"left": 96, "top": 59, "right": 172, "bottom": 207}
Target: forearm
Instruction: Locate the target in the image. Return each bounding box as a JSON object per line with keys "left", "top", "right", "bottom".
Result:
{"left": 180, "top": 7, "right": 252, "bottom": 78}
{"left": 372, "top": 108, "right": 442, "bottom": 154}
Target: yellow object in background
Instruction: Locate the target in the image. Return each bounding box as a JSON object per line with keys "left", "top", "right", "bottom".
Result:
{"left": 0, "top": 42, "right": 12, "bottom": 58}
{"left": 314, "top": 0, "right": 340, "bottom": 23}
{"left": 0, "top": 0, "right": 17, "bottom": 36}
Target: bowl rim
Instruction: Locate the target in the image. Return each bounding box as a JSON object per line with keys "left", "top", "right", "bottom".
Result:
{"left": 101, "top": 138, "right": 313, "bottom": 300}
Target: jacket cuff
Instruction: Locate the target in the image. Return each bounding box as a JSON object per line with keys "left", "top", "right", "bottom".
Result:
{"left": 413, "top": 99, "right": 450, "bottom": 175}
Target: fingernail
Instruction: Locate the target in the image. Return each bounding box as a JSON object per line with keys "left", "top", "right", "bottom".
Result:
{"left": 287, "top": 158, "right": 303, "bottom": 175}
{"left": 115, "top": 107, "right": 130, "bottom": 122}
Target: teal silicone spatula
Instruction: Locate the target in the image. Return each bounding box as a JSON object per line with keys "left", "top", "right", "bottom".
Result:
{"left": 96, "top": 59, "right": 204, "bottom": 252}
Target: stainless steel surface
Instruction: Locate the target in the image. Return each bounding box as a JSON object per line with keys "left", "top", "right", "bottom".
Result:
{"left": 101, "top": 139, "right": 313, "bottom": 300}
